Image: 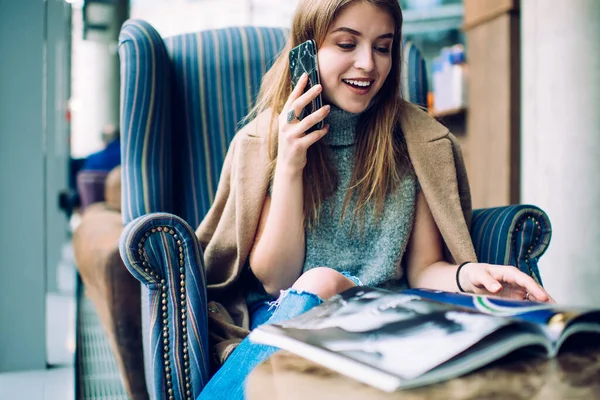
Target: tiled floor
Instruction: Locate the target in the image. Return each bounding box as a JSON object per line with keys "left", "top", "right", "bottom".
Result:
{"left": 47, "top": 291, "right": 77, "bottom": 366}
{"left": 77, "top": 293, "right": 129, "bottom": 399}
{"left": 0, "top": 249, "right": 128, "bottom": 400}
{"left": 0, "top": 366, "right": 74, "bottom": 400}
{"left": 0, "top": 291, "right": 76, "bottom": 400}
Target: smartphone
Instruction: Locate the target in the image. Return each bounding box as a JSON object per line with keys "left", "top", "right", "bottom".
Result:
{"left": 289, "top": 39, "right": 324, "bottom": 133}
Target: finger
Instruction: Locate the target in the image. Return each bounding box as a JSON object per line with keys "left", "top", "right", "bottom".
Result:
{"left": 283, "top": 73, "right": 309, "bottom": 111}
{"left": 470, "top": 269, "right": 503, "bottom": 294}
{"left": 526, "top": 293, "right": 541, "bottom": 302}
{"left": 291, "top": 83, "right": 323, "bottom": 114}
{"left": 297, "top": 124, "right": 329, "bottom": 148}
{"left": 295, "top": 104, "right": 330, "bottom": 134}
{"left": 498, "top": 285, "right": 528, "bottom": 300}
{"left": 527, "top": 291, "right": 556, "bottom": 304}
{"left": 490, "top": 267, "right": 549, "bottom": 302}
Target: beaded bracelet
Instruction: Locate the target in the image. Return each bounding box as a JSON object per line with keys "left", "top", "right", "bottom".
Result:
{"left": 455, "top": 262, "right": 472, "bottom": 293}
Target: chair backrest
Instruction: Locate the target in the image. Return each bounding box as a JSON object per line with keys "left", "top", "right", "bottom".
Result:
{"left": 119, "top": 20, "right": 428, "bottom": 228}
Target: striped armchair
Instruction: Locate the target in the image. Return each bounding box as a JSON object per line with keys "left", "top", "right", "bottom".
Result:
{"left": 117, "top": 20, "right": 551, "bottom": 399}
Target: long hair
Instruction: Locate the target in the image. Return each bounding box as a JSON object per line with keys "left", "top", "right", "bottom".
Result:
{"left": 248, "top": 0, "right": 411, "bottom": 229}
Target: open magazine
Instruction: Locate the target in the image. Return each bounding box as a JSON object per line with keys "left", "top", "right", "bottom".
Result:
{"left": 249, "top": 287, "right": 600, "bottom": 392}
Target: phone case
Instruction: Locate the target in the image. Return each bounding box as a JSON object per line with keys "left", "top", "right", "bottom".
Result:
{"left": 289, "top": 40, "right": 324, "bottom": 132}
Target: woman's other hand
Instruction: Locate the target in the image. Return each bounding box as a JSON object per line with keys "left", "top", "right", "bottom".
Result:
{"left": 459, "top": 263, "right": 555, "bottom": 303}
{"left": 277, "top": 73, "right": 330, "bottom": 174}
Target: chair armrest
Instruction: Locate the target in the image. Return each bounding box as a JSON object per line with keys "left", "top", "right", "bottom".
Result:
{"left": 72, "top": 204, "right": 148, "bottom": 399}
{"left": 104, "top": 166, "right": 122, "bottom": 212}
{"left": 471, "top": 205, "right": 552, "bottom": 286}
{"left": 119, "top": 212, "right": 210, "bottom": 400}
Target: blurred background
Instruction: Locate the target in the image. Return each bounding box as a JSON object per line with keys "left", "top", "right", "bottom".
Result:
{"left": 0, "top": 0, "right": 598, "bottom": 398}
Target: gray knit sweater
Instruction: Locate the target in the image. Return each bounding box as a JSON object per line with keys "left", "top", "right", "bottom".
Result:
{"left": 303, "top": 106, "right": 417, "bottom": 287}
{"left": 244, "top": 106, "right": 417, "bottom": 305}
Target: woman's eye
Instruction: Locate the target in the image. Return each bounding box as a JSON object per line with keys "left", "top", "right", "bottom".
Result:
{"left": 337, "top": 43, "right": 356, "bottom": 50}
{"left": 376, "top": 46, "right": 391, "bottom": 54}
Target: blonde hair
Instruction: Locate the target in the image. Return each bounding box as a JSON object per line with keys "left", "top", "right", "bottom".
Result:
{"left": 249, "top": 0, "right": 411, "bottom": 229}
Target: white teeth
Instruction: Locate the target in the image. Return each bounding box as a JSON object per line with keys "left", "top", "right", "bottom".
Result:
{"left": 343, "top": 79, "right": 371, "bottom": 87}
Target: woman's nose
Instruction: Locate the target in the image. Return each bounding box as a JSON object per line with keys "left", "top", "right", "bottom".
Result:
{"left": 354, "top": 46, "right": 375, "bottom": 72}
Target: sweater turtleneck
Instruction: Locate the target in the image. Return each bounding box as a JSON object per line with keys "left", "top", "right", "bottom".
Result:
{"left": 322, "top": 104, "right": 361, "bottom": 147}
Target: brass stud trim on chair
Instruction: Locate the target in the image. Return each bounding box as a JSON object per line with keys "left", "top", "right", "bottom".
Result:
{"left": 511, "top": 214, "right": 547, "bottom": 285}
{"left": 136, "top": 225, "right": 193, "bottom": 399}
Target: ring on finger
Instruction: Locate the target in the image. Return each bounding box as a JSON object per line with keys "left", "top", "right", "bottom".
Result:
{"left": 525, "top": 292, "right": 530, "bottom": 301}
{"left": 286, "top": 109, "right": 300, "bottom": 123}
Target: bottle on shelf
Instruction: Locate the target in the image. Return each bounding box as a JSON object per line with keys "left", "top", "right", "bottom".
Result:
{"left": 449, "top": 44, "right": 468, "bottom": 111}
{"left": 432, "top": 44, "right": 467, "bottom": 115}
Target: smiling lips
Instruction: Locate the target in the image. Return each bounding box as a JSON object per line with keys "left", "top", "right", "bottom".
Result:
{"left": 342, "top": 78, "right": 374, "bottom": 94}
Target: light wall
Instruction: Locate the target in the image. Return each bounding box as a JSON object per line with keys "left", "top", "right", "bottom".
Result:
{"left": 70, "top": 5, "right": 121, "bottom": 158}
{"left": 0, "top": 0, "right": 70, "bottom": 372}
{"left": 521, "top": 0, "right": 600, "bottom": 306}
{"left": 130, "top": 0, "right": 298, "bottom": 37}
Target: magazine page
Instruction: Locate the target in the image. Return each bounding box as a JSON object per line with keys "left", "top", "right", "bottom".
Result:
{"left": 252, "top": 287, "right": 513, "bottom": 381}
{"left": 404, "top": 288, "right": 600, "bottom": 343}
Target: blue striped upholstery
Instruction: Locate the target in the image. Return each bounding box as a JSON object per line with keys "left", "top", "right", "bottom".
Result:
{"left": 471, "top": 205, "right": 551, "bottom": 286}
{"left": 166, "top": 27, "right": 289, "bottom": 228}
{"left": 402, "top": 41, "right": 428, "bottom": 108}
{"left": 120, "top": 213, "right": 209, "bottom": 400}
{"left": 119, "top": 20, "right": 174, "bottom": 224}
{"left": 117, "top": 19, "right": 550, "bottom": 400}
{"left": 119, "top": 21, "right": 289, "bottom": 228}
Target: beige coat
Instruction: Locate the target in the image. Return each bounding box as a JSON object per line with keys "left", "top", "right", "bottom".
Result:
{"left": 196, "top": 102, "right": 477, "bottom": 365}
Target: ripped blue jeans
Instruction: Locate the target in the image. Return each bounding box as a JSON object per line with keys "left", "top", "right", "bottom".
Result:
{"left": 197, "top": 273, "right": 361, "bottom": 400}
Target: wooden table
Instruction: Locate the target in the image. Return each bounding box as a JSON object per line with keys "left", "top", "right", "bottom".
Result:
{"left": 246, "top": 340, "right": 600, "bottom": 399}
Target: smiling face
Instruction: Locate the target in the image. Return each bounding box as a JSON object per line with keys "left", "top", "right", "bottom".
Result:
{"left": 317, "top": 2, "right": 395, "bottom": 114}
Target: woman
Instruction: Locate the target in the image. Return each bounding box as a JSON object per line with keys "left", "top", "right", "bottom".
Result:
{"left": 196, "top": 0, "right": 553, "bottom": 398}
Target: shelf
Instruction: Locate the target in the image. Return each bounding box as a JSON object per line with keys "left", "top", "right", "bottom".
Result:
{"left": 431, "top": 107, "right": 467, "bottom": 136}
{"left": 430, "top": 107, "right": 466, "bottom": 119}
{"left": 402, "top": 4, "right": 464, "bottom": 35}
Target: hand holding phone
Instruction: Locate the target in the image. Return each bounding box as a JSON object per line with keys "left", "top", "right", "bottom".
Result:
{"left": 289, "top": 40, "right": 325, "bottom": 133}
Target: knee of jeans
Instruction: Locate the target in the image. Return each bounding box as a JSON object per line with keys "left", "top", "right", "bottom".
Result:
{"left": 291, "top": 267, "right": 358, "bottom": 300}
{"left": 267, "top": 288, "right": 323, "bottom": 312}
